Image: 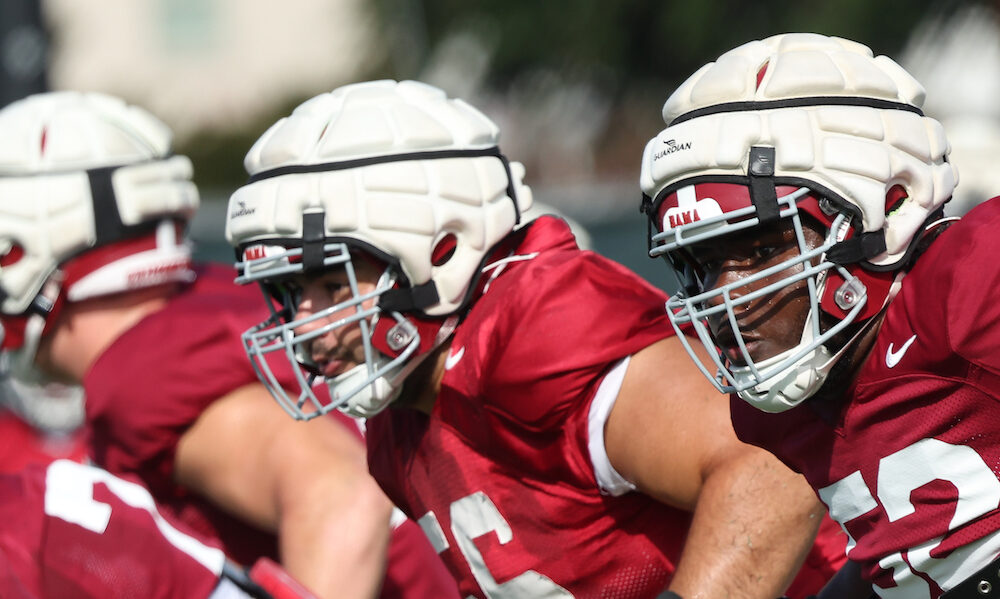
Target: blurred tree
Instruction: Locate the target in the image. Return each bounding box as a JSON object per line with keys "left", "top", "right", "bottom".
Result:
{"left": 178, "top": 0, "right": 984, "bottom": 195}
{"left": 362, "top": 0, "right": 979, "bottom": 193}
{"left": 375, "top": 0, "right": 955, "bottom": 89}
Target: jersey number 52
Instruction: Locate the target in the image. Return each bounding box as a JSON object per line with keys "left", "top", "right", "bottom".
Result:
{"left": 819, "top": 438, "right": 1000, "bottom": 598}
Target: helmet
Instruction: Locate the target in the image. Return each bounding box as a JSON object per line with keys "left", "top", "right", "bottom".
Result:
{"left": 0, "top": 91, "right": 199, "bottom": 380}
{"left": 639, "top": 33, "right": 957, "bottom": 412}
{"left": 226, "top": 80, "right": 532, "bottom": 419}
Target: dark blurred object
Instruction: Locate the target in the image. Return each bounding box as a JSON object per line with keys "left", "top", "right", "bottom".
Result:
{"left": 0, "top": 0, "right": 47, "bottom": 107}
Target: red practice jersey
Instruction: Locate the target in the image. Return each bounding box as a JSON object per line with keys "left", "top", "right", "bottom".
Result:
{"left": 732, "top": 197, "right": 1000, "bottom": 598}
{"left": 367, "top": 217, "right": 843, "bottom": 598}
{"left": 0, "top": 459, "right": 226, "bottom": 598}
{"left": 83, "top": 263, "right": 457, "bottom": 597}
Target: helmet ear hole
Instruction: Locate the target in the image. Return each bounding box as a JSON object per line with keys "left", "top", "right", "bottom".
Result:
{"left": 885, "top": 184, "right": 908, "bottom": 216}
{"left": 0, "top": 243, "right": 24, "bottom": 268}
{"left": 431, "top": 233, "right": 457, "bottom": 267}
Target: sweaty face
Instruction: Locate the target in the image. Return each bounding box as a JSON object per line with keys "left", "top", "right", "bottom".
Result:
{"left": 689, "top": 217, "right": 827, "bottom": 367}
{"left": 287, "top": 258, "right": 383, "bottom": 379}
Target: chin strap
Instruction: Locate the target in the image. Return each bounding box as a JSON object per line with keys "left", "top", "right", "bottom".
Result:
{"left": 803, "top": 268, "right": 904, "bottom": 394}
{"left": 2, "top": 275, "right": 63, "bottom": 383}
{"left": 822, "top": 268, "right": 904, "bottom": 369}
{"left": 912, "top": 214, "right": 959, "bottom": 262}
{"left": 382, "top": 314, "right": 459, "bottom": 388}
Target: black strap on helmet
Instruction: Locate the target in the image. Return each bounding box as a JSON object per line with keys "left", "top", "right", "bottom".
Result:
{"left": 748, "top": 146, "right": 780, "bottom": 224}
{"left": 669, "top": 96, "right": 923, "bottom": 127}
{"left": 87, "top": 161, "right": 172, "bottom": 245}
{"left": 827, "top": 231, "right": 888, "bottom": 265}
{"left": 301, "top": 212, "right": 326, "bottom": 272}
{"left": 380, "top": 281, "right": 440, "bottom": 313}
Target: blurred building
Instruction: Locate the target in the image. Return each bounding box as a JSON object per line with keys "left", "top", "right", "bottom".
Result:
{"left": 44, "top": 0, "right": 377, "bottom": 140}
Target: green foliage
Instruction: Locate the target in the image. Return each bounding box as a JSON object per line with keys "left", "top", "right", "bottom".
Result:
{"left": 376, "top": 0, "right": 958, "bottom": 89}
{"left": 182, "top": 0, "right": 983, "bottom": 191}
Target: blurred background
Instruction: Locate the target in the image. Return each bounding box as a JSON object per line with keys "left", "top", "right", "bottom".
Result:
{"left": 3, "top": 0, "right": 998, "bottom": 291}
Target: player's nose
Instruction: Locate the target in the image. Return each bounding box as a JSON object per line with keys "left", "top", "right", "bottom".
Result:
{"left": 291, "top": 284, "right": 332, "bottom": 338}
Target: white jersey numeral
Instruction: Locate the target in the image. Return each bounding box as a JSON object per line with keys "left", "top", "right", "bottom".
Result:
{"left": 819, "top": 439, "right": 1000, "bottom": 598}
{"left": 43, "top": 459, "right": 226, "bottom": 575}
{"left": 419, "top": 491, "right": 574, "bottom": 598}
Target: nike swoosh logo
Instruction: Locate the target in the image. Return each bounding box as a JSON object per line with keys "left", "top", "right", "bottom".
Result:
{"left": 445, "top": 346, "right": 465, "bottom": 370}
{"left": 886, "top": 334, "right": 917, "bottom": 368}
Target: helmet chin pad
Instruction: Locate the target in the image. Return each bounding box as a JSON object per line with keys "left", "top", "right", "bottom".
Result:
{"left": 325, "top": 360, "right": 403, "bottom": 419}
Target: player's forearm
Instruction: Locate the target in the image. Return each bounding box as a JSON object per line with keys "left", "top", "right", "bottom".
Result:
{"left": 278, "top": 475, "right": 393, "bottom": 599}
{"left": 667, "top": 453, "right": 823, "bottom": 599}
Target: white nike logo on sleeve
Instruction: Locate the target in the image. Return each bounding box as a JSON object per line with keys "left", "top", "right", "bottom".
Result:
{"left": 445, "top": 346, "right": 465, "bottom": 370}
{"left": 886, "top": 334, "right": 917, "bottom": 368}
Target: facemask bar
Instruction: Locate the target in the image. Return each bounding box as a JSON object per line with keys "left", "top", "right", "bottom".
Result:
{"left": 0, "top": 273, "right": 64, "bottom": 384}
{"left": 650, "top": 187, "right": 808, "bottom": 297}
{"left": 657, "top": 191, "right": 867, "bottom": 396}
{"left": 237, "top": 241, "right": 420, "bottom": 420}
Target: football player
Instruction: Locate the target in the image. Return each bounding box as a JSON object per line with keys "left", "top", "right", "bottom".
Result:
{"left": 640, "top": 33, "right": 1000, "bottom": 598}
{"left": 0, "top": 458, "right": 317, "bottom": 598}
{"left": 224, "top": 79, "right": 848, "bottom": 598}
{"left": 0, "top": 91, "right": 458, "bottom": 599}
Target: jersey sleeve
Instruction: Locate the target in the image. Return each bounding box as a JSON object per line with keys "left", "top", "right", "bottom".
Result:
{"left": 478, "top": 249, "right": 674, "bottom": 426}
{"left": 940, "top": 198, "right": 1000, "bottom": 375}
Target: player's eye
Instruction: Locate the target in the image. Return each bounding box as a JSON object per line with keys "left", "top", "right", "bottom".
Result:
{"left": 752, "top": 245, "right": 780, "bottom": 261}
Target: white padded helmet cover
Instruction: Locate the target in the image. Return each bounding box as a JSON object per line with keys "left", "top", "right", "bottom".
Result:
{"left": 640, "top": 33, "right": 958, "bottom": 268}
{"left": 227, "top": 80, "right": 533, "bottom": 316}
{"left": 0, "top": 91, "right": 199, "bottom": 314}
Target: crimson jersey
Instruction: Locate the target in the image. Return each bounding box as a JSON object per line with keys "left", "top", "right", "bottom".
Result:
{"left": 0, "top": 459, "right": 225, "bottom": 598}
{"left": 83, "top": 263, "right": 457, "bottom": 597}
{"left": 732, "top": 197, "right": 1000, "bottom": 598}
{"left": 367, "top": 217, "right": 842, "bottom": 598}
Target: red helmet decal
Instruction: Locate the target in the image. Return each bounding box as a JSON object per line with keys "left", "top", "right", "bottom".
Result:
{"left": 242, "top": 245, "right": 271, "bottom": 262}
{"left": 656, "top": 183, "right": 818, "bottom": 233}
